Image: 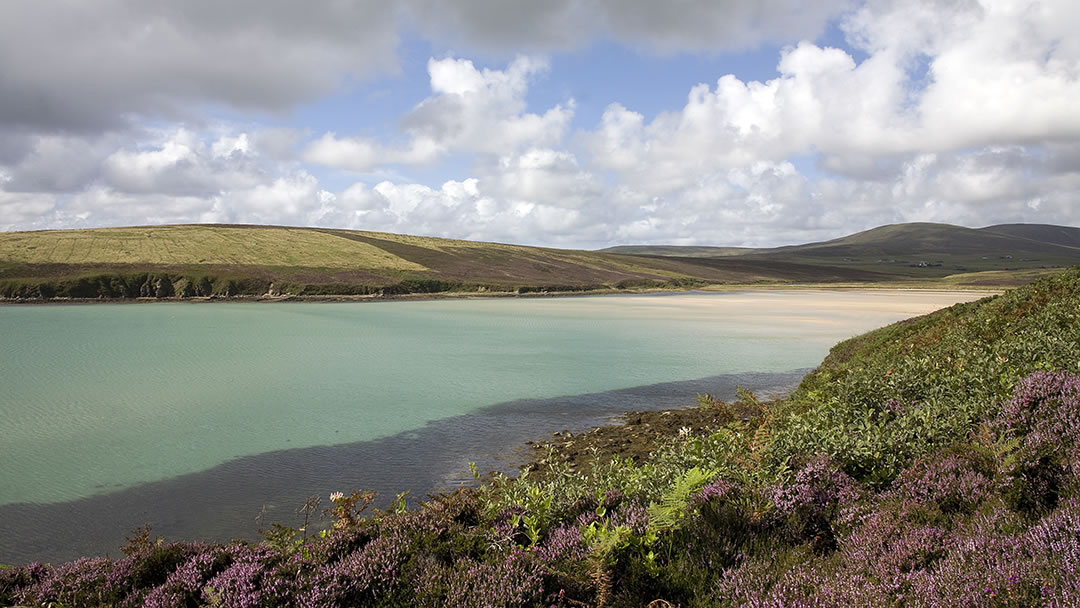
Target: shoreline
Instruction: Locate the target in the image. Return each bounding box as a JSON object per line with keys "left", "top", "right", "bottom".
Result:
{"left": 0, "top": 370, "right": 807, "bottom": 564}
{"left": 0, "top": 282, "right": 1003, "bottom": 306}
{"left": 512, "top": 397, "right": 780, "bottom": 481}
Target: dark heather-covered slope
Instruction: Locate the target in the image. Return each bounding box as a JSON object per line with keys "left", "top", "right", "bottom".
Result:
{"left": 980, "top": 223, "right": 1080, "bottom": 249}
{"left": 762, "top": 222, "right": 1079, "bottom": 258}
{"left": 603, "top": 222, "right": 1080, "bottom": 260}
{"left": 601, "top": 222, "right": 1080, "bottom": 279}
{"left": 599, "top": 245, "right": 756, "bottom": 257}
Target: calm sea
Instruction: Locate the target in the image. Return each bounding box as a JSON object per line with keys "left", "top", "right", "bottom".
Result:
{"left": 0, "top": 290, "right": 986, "bottom": 562}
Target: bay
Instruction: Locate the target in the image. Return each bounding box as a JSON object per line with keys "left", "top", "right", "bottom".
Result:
{"left": 0, "top": 289, "right": 986, "bottom": 562}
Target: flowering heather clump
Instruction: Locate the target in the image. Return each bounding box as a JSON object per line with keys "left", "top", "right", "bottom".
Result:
{"left": 490, "top": 503, "right": 528, "bottom": 545}
{"left": 444, "top": 548, "right": 547, "bottom": 608}
{"left": 841, "top": 510, "right": 949, "bottom": 589}
{"left": 998, "top": 371, "right": 1080, "bottom": 436}
{"left": 297, "top": 528, "right": 410, "bottom": 607}
{"left": 995, "top": 371, "right": 1080, "bottom": 513}
{"left": 771, "top": 456, "right": 863, "bottom": 552}
{"left": 141, "top": 545, "right": 235, "bottom": 608}
{"left": 772, "top": 456, "right": 862, "bottom": 517}
{"left": 609, "top": 500, "right": 650, "bottom": 537}
{"left": 100, "top": 540, "right": 209, "bottom": 607}
{"left": 743, "top": 562, "right": 891, "bottom": 608}
{"left": 336, "top": 528, "right": 408, "bottom": 596}
{"left": 1024, "top": 499, "right": 1080, "bottom": 607}
{"left": 692, "top": 478, "right": 738, "bottom": 506}
{"left": 890, "top": 450, "right": 995, "bottom": 514}
{"left": 201, "top": 544, "right": 281, "bottom": 608}
{"left": 538, "top": 523, "right": 588, "bottom": 563}
{"left": 895, "top": 502, "right": 1076, "bottom": 607}
{"left": 711, "top": 498, "right": 1080, "bottom": 608}
{"left": 17, "top": 556, "right": 116, "bottom": 607}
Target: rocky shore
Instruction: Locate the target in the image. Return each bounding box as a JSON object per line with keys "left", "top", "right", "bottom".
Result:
{"left": 519, "top": 396, "right": 771, "bottom": 477}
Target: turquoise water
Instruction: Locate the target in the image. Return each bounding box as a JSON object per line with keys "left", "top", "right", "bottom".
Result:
{"left": 0, "top": 290, "right": 985, "bottom": 509}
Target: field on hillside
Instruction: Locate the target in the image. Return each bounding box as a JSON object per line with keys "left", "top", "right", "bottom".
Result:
{"left": 0, "top": 226, "right": 426, "bottom": 271}
{"left": 0, "top": 225, "right": 901, "bottom": 300}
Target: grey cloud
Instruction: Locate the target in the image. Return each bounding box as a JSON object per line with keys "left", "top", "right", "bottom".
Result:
{"left": 249, "top": 128, "right": 307, "bottom": 161}
{"left": 1, "top": 0, "right": 849, "bottom": 138}
{"left": 3, "top": 134, "right": 118, "bottom": 193}
{"left": 405, "top": 0, "right": 595, "bottom": 53}
{"left": 0, "top": 131, "right": 37, "bottom": 166}
{"left": 818, "top": 154, "right": 907, "bottom": 181}
{"left": 598, "top": 0, "right": 852, "bottom": 52}
{"left": 0, "top": 0, "right": 400, "bottom": 133}
{"left": 0, "top": 192, "right": 56, "bottom": 231}
{"left": 1044, "top": 143, "right": 1080, "bottom": 176}
{"left": 407, "top": 0, "right": 850, "bottom": 54}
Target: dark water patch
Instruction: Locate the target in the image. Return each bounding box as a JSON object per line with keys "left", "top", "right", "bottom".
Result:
{"left": 0, "top": 369, "right": 807, "bottom": 564}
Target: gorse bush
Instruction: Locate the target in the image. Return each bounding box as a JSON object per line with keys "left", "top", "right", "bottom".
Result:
{"left": 4, "top": 268, "right": 1080, "bottom": 607}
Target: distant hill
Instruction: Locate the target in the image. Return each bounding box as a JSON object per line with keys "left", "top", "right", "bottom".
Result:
{"left": 0, "top": 224, "right": 894, "bottom": 300}
{"left": 600, "top": 222, "right": 1080, "bottom": 280}
{"left": 1, "top": 222, "right": 1074, "bottom": 300}
{"left": 600, "top": 245, "right": 753, "bottom": 258}
{"left": 979, "top": 223, "right": 1080, "bottom": 248}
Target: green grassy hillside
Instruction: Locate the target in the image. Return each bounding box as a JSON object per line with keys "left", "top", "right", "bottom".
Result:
{"left": 0, "top": 224, "right": 896, "bottom": 300}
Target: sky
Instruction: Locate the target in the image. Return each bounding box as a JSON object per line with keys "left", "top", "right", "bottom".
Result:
{"left": 1, "top": 0, "right": 1078, "bottom": 249}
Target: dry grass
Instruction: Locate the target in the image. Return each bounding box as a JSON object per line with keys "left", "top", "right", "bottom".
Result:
{"left": 0, "top": 226, "right": 427, "bottom": 271}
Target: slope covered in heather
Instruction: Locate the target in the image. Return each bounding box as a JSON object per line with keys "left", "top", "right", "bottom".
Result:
{"left": 605, "top": 222, "right": 1080, "bottom": 281}
{"left": 3, "top": 269, "right": 1079, "bottom": 607}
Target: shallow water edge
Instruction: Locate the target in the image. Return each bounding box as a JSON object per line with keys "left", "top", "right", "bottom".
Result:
{"left": 0, "top": 369, "right": 806, "bottom": 564}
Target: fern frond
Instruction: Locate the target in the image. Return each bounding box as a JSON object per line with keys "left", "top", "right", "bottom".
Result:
{"left": 647, "top": 466, "right": 716, "bottom": 534}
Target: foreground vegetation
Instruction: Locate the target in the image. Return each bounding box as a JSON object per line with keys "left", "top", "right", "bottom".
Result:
{"left": 3, "top": 269, "right": 1080, "bottom": 607}
{"left": 3, "top": 222, "right": 1075, "bottom": 300}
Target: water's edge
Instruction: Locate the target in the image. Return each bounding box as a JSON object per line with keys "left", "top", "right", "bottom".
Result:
{"left": 0, "top": 369, "right": 807, "bottom": 564}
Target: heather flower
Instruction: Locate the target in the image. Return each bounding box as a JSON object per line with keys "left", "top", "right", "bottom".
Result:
{"left": 609, "top": 500, "right": 649, "bottom": 536}
{"left": 771, "top": 456, "right": 863, "bottom": 552}
{"left": 890, "top": 451, "right": 994, "bottom": 514}
{"left": 691, "top": 478, "right": 739, "bottom": 507}
{"left": 141, "top": 546, "right": 233, "bottom": 608}
{"left": 444, "top": 548, "right": 546, "bottom": 608}
{"left": 537, "top": 524, "right": 588, "bottom": 563}
{"left": 201, "top": 545, "right": 279, "bottom": 608}
{"left": 995, "top": 371, "right": 1080, "bottom": 513}
{"left": 772, "top": 456, "right": 862, "bottom": 516}
{"left": 17, "top": 557, "right": 115, "bottom": 607}
{"left": 296, "top": 528, "right": 410, "bottom": 607}
{"left": 841, "top": 510, "right": 948, "bottom": 587}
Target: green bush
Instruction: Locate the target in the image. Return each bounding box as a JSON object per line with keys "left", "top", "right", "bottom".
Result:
{"left": 765, "top": 268, "right": 1080, "bottom": 485}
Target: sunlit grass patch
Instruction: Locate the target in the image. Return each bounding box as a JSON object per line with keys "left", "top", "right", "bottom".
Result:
{"left": 0, "top": 226, "right": 427, "bottom": 271}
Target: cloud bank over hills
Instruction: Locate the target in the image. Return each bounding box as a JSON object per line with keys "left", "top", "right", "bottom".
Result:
{"left": 1, "top": 0, "right": 1077, "bottom": 248}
